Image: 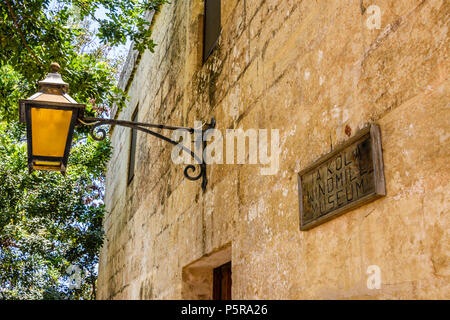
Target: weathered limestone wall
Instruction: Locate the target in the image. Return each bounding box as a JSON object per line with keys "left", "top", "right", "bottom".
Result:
{"left": 97, "top": 0, "right": 449, "bottom": 299}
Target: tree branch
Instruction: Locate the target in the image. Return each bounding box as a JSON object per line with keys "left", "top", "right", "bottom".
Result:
{"left": 5, "top": 0, "right": 44, "bottom": 67}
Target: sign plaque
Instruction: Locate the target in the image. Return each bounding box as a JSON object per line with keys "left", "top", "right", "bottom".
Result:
{"left": 298, "top": 124, "right": 385, "bottom": 230}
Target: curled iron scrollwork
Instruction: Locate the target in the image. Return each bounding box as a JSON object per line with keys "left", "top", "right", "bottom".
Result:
{"left": 183, "top": 164, "right": 204, "bottom": 181}
{"left": 79, "top": 116, "right": 216, "bottom": 191}
{"left": 89, "top": 123, "right": 108, "bottom": 141}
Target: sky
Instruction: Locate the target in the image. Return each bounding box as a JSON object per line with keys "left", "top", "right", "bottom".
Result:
{"left": 47, "top": 0, "right": 133, "bottom": 78}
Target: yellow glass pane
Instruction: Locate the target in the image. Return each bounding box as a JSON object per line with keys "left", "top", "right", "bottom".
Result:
{"left": 34, "top": 161, "right": 61, "bottom": 166}
{"left": 31, "top": 108, "right": 73, "bottom": 157}
{"left": 33, "top": 165, "right": 61, "bottom": 171}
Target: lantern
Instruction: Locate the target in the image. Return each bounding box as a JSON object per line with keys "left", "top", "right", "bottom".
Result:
{"left": 19, "top": 63, "right": 85, "bottom": 173}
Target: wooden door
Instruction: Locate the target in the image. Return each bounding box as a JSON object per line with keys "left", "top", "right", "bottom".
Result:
{"left": 213, "top": 262, "right": 231, "bottom": 300}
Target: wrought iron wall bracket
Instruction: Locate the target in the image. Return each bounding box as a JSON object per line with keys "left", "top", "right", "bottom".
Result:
{"left": 79, "top": 116, "right": 216, "bottom": 191}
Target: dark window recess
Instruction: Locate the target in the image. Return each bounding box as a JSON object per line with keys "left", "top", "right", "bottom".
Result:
{"left": 213, "top": 262, "right": 231, "bottom": 300}
{"left": 128, "top": 108, "right": 138, "bottom": 184}
{"left": 203, "top": 0, "right": 221, "bottom": 63}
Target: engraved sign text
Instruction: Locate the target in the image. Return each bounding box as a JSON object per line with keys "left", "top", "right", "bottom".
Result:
{"left": 298, "top": 125, "right": 385, "bottom": 230}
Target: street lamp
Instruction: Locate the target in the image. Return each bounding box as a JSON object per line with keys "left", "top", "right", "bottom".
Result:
{"left": 19, "top": 63, "right": 84, "bottom": 173}
{"left": 19, "top": 63, "right": 215, "bottom": 190}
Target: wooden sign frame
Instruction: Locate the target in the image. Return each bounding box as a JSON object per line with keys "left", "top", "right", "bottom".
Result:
{"left": 298, "top": 124, "right": 386, "bottom": 231}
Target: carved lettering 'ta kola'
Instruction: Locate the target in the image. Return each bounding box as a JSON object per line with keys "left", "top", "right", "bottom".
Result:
{"left": 298, "top": 124, "right": 386, "bottom": 230}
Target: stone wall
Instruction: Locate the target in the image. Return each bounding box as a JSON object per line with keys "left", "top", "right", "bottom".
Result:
{"left": 97, "top": 0, "right": 449, "bottom": 299}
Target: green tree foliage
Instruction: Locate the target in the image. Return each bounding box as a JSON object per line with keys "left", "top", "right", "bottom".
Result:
{"left": 0, "top": 0, "right": 165, "bottom": 299}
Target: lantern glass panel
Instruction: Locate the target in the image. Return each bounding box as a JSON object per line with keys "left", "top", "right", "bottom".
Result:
{"left": 31, "top": 107, "right": 73, "bottom": 157}
{"left": 33, "top": 162, "right": 62, "bottom": 171}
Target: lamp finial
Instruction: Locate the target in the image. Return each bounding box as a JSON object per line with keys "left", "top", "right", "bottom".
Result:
{"left": 50, "top": 62, "right": 60, "bottom": 73}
